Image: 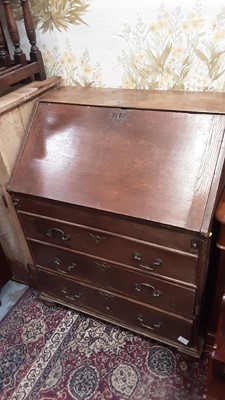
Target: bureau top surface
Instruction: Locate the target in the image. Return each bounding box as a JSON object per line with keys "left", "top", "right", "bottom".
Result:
{"left": 42, "top": 86, "right": 225, "bottom": 114}
{"left": 9, "top": 87, "right": 225, "bottom": 232}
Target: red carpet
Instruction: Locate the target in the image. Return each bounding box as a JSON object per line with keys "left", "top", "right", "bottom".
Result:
{"left": 0, "top": 288, "right": 208, "bottom": 399}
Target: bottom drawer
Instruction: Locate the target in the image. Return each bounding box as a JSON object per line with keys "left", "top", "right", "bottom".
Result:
{"left": 37, "top": 270, "right": 194, "bottom": 347}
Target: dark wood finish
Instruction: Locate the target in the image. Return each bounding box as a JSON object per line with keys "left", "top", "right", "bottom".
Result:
{"left": 207, "top": 378, "right": 225, "bottom": 400}
{"left": 18, "top": 212, "right": 198, "bottom": 285}
{"left": 215, "top": 189, "right": 225, "bottom": 230}
{"left": 0, "top": 20, "right": 11, "bottom": 68}
{"left": 213, "top": 294, "right": 225, "bottom": 363}
{"left": 8, "top": 87, "right": 225, "bottom": 358}
{"left": 20, "top": 0, "right": 38, "bottom": 54}
{"left": 207, "top": 188, "right": 225, "bottom": 398}
{"left": 30, "top": 241, "right": 196, "bottom": 316}
{"left": 0, "top": 62, "right": 45, "bottom": 88}
{"left": 20, "top": 0, "right": 45, "bottom": 80}
{"left": 0, "top": 0, "right": 45, "bottom": 93}
{"left": 9, "top": 103, "right": 225, "bottom": 232}
{"left": 2, "top": 0, "right": 27, "bottom": 66}
{"left": 14, "top": 195, "right": 200, "bottom": 254}
{"left": 206, "top": 248, "right": 225, "bottom": 349}
{"left": 38, "top": 269, "right": 194, "bottom": 345}
{"left": 207, "top": 293, "right": 225, "bottom": 399}
{"left": 43, "top": 86, "right": 225, "bottom": 114}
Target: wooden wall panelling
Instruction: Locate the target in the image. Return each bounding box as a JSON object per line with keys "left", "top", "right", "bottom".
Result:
{"left": 0, "top": 77, "right": 61, "bottom": 284}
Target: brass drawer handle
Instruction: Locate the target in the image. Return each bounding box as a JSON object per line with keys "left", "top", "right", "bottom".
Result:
{"left": 134, "top": 283, "right": 161, "bottom": 297}
{"left": 61, "top": 287, "right": 81, "bottom": 300}
{"left": 46, "top": 228, "right": 70, "bottom": 241}
{"left": 132, "top": 252, "right": 162, "bottom": 271}
{"left": 54, "top": 257, "right": 77, "bottom": 274}
{"left": 95, "top": 261, "right": 111, "bottom": 271}
{"left": 12, "top": 196, "right": 19, "bottom": 206}
{"left": 138, "top": 314, "right": 162, "bottom": 331}
{"left": 89, "top": 232, "right": 106, "bottom": 244}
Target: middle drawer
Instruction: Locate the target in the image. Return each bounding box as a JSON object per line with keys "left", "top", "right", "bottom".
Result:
{"left": 19, "top": 212, "right": 198, "bottom": 284}
{"left": 30, "top": 241, "right": 196, "bottom": 317}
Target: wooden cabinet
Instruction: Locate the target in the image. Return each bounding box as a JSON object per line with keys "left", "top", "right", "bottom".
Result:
{"left": 206, "top": 188, "right": 225, "bottom": 398}
{"left": 7, "top": 87, "right": 225, "bottom": 357}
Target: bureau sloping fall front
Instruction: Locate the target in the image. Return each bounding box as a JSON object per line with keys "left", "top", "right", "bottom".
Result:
{"left": 8, "top": 87, "right": 225, "bottom": 357}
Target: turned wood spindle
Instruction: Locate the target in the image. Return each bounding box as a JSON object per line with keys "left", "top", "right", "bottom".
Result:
{"left": 0, "top": 20, "right": 11, "bottom": 68}
{"left": 2, "top": 0, "right": 27, "bottom": 66}
{"left": 20, "top": 0, "right": 46, "bottom": 80}
{"left": 20, "top": 0, "right": 38, "bottom": 55}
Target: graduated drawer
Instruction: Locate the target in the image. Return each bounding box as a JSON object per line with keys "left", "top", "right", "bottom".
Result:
{"left": 14, "top": 195, "right": 199, "bottom": 254}
{"left": 20, "top": 212, "right": 198, "bottom": 284}
{"left": 31, "top": 241, "right": 196, "bottom": 316}
{"left": 38, "top": 270, "right": 194, "bottom": 346}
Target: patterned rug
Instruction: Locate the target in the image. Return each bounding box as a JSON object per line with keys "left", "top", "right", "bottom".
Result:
{"left": 0, "top": 288, "right": 208, "bottom": 400}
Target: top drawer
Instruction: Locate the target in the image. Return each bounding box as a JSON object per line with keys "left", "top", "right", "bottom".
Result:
{"left": 18, "top": 212, "right": 198, "bottom": 284}
{"left": 13, "top": 195, "right": 199, "bottom": 254}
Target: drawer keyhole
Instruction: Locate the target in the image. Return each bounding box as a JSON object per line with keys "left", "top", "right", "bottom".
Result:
{"left": 99, "top": 290, "right": 114, "bottom": 301}
{"left": 89, "top": 232, "right": 106, "bottom": 244}
{"left": 95, "top": 261, "right": 111, "bottom": 271}
{"left": 99, "top": 290, "right": 114, "bottom": 311}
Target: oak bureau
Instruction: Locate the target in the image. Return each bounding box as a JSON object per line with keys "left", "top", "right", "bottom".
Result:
{"left": 8, "top": 87, "right": 225, "bottom": 357}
